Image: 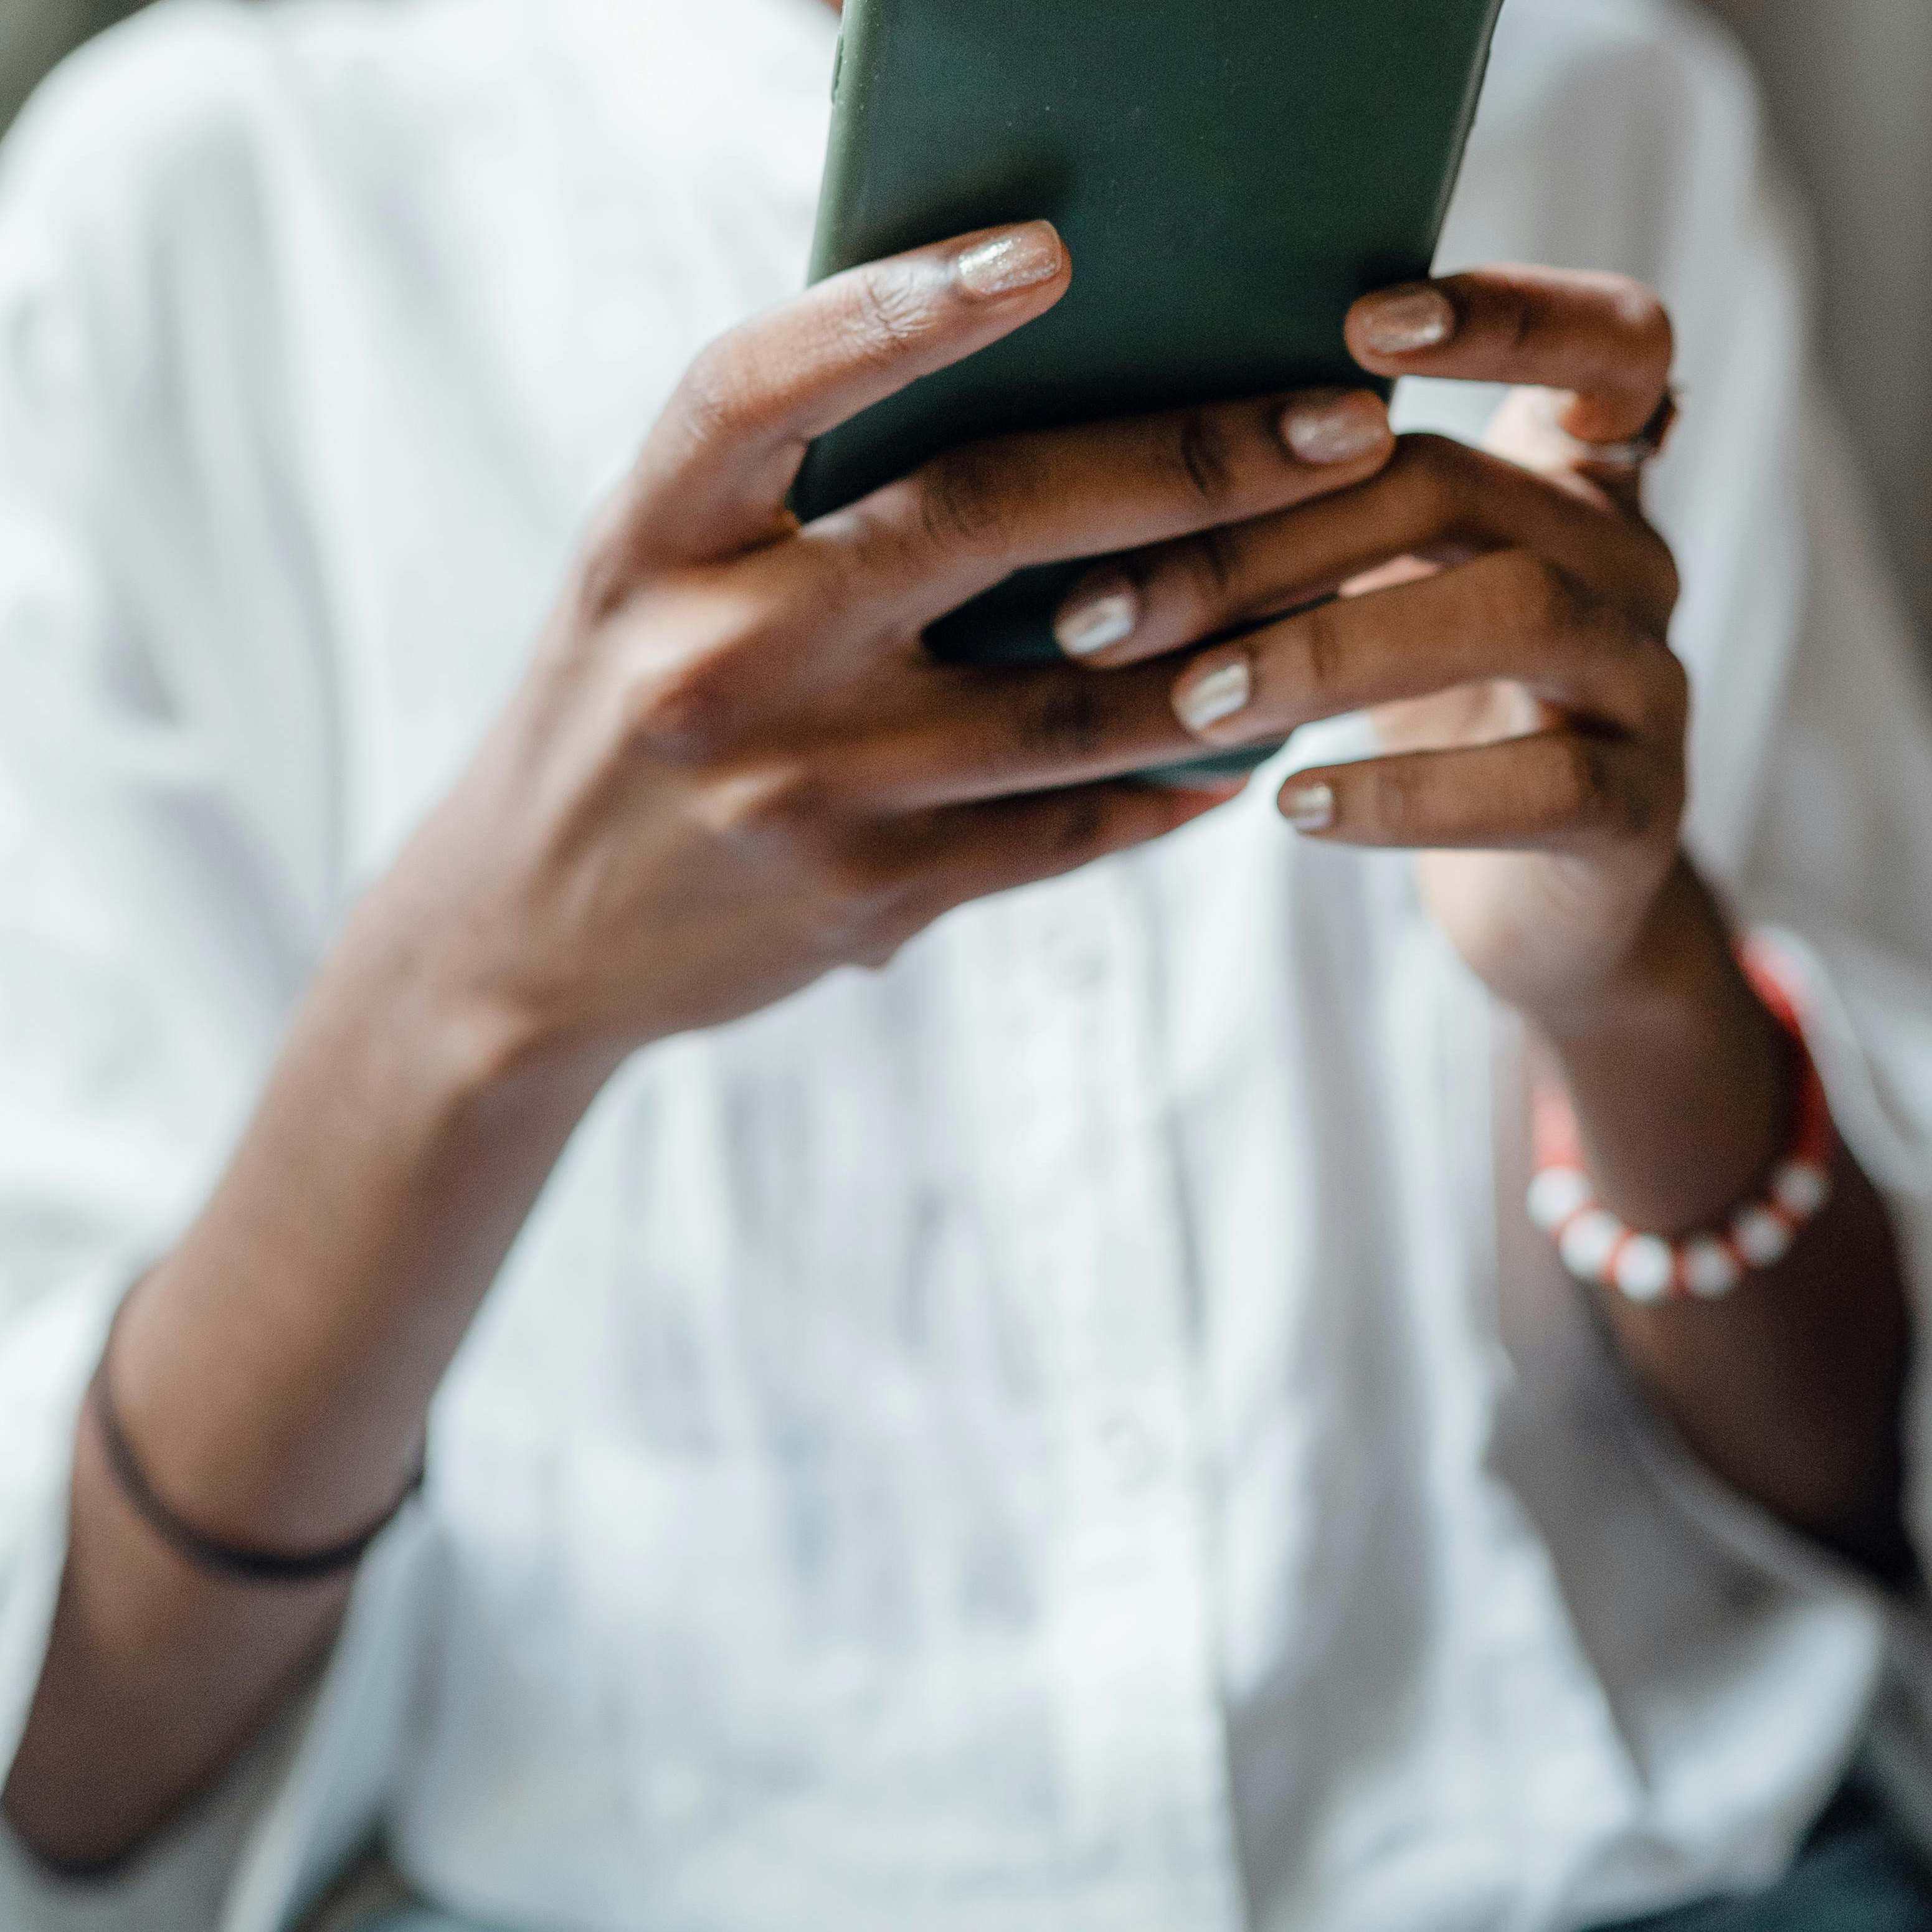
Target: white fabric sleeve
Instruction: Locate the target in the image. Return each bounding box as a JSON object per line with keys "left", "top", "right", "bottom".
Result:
{"left": 1657, "top": 0, "right": 1932, "bottom": 1594}
{"left": 1449, "top": 0, "right": 1932, "bottom": 1607}
{"left": 1724, "top": 413, "right": 1932, "bottom": 1836}
{"left": 1549, "top": 0, "right": 1932, "bottom": 1804}
{"left": 1446, "top": 0, "right": 1932, "bottom": 1842}
{"left": 1733, "top": 409, "right": 1932, "bottom": 1545}
{"left": 1452, "top": 3, "right": 1932, "bottom": 1324}
{"left": 0, "top": 23, "right": 427, "bottom": 1930}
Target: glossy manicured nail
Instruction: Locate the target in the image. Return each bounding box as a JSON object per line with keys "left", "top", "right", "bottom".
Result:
{"left": 1282, "top": 392, "right": 1389, "bottom": 465}
{"left": 956, "top": 224, "right": 1064, "bottom": 298}
{"left": 1355, "top": 285, "right": 1457, "bottom": 356}
{"left": 1054, "top": 575, "right": 1140, "bottom": 657}
{"left": 1175, "top": 656, "right": 1252, "bottom": 736}
{"left": 1280, "top": 781, "right": 1336, "bottom": 832}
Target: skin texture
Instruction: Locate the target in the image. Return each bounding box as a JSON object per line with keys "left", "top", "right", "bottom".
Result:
{"left": 2, "top": 211, "right": 1912, "bottom": 1873}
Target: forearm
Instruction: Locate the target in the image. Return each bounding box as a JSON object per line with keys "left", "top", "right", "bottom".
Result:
{"left": 2, "top": 899, "right": 610, "bottom": 1872}
{"left": 2, "top": 217, "right": 1316, "bottom": 1870}
{"left": 1538, "top": 859, "right": 1914, "bottom": 1579}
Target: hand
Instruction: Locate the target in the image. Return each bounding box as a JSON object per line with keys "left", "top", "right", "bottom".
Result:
{"left": 367, "top": 221, "right": 1395, "bottom": 1076}
{"left": 3, "top": 222, "right": 1406, "bottom": 1873}
{"left": 1048, "top": 266, "right": 1688, "bottom": 1033}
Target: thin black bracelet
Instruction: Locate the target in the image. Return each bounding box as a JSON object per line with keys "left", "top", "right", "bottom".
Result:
{"left": 91, "top": 1322, "right": 425, "bottom": 1587}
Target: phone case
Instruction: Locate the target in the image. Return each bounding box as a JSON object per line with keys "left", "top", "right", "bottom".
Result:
{"left": 795, "top": 0, "right": 1507, "bottom": 774}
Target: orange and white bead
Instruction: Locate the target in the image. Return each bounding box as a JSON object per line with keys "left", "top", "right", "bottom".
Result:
{"left": 1528, "top": 940, "right": 1835, "bottom": 1306}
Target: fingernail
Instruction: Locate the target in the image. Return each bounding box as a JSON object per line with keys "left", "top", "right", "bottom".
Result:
{"left": 1282, "top": 392, "right": 1389, "bottom": 465}
{"left": 1054, "top": 575, "right": 1139, "bottom": 657}
{"left": 1355, "top": 286, "right": 1457, "bottom": 356}
{"left": 1175, "top": 655, "right": 1252, "bottom": 736}
{"left": 1281, "top": 781, "right": 1336, "bottom": 833}
{"left": 956, "top": 224, "right": 1064, "bottom": 299}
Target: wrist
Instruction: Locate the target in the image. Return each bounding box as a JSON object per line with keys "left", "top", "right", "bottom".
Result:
{"left": 1528, "top": 857, "right": 1735, "bottom": 1049}
{"left": 1529, "top": 859, "right": 1794, "bottom": 1234}
{"left": 327, "top": 875, "right": 625, "bottom": 1134}
{"left": 110, "top": 893, "right": 617, "bottom": 1555}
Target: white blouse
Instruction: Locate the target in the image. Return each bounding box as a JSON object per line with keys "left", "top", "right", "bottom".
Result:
{"left": 4, "top": 2, "right": 1932, "bottom": 1929}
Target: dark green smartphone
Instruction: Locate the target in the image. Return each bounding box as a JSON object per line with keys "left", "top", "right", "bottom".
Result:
{"left": 793, "top": 0, "right": 1507, "bottom": 774}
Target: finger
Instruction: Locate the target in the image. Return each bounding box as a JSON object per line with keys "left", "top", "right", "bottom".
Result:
{"left": 1274, "top": 731, "right": 1681, "bottom": 853}
{"left": 1051, "top": 433, "right": 1679, "bottom": 668}
{"left": 586, "top": 426, "right": 1382, "bottom": 783}
{"left": 807, "top": 386, "right": 1394, "bottom": 640}
{"left": 846, "top": 529, "right": 1680, "bottom": 815}
{"left": 904, "top": 777, "right": 1243, "bottom": 917}
{"left": 604, "top": 223, "right": 1073, "bottom": 577}
{"left": 1166, "top": 547, "right": 1689, "bottom": 752}
{"left": 1347, "top": 267, "right": 1674, "bottom": 445}
{"left": 849, "top": 655, "right": 1211, "bottom": 810}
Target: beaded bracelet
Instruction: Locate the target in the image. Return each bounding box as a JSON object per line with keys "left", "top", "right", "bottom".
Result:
{"left": 1528, "top": 939, "right": 1835, "bottom": 1306}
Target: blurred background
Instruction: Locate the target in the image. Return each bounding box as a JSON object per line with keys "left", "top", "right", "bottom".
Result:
{"left": 3, "top": 0, "right": 1930, "bottom": 640}
{"left": 1705, "top": 0, "right": 1932, "bottom": 643}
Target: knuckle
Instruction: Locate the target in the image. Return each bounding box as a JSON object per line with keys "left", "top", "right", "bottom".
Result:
{"left": 1581, "top": 599, "right": 1647, "bottom": 668}
{"left": 1601, "top": 759, "right": 1669, "bottom": 843}
{"left": 1499, "top": 287, "right": 1538, "bottom": 356}
{"left": 1549, "top": 734, "right": 1608, "bottom": 825}
{"left": 1186, "top": 522, "right": 1245, "bottom": 607}
{"left": 1297, "top": 600, "right": 1347, "bottom": 702}
{"left": 572, "top": 547, "right": 637, "bottom": 633}
{"left": 917, "top": 443, "right": 1013, "bottom": 556}
{"left": 1655, "top": 757, "right": 1690, "bottom": 838}
{"left": 1053, "top": 788, "right": 1112, "bottom": 859}
{"left": 1394, "top": 434, "right": 1466, "bottom": 534}
{"left": 1497, "top": 550, "right": 1583, "bottom": 640}
{"left": 610, "top": 581, "right": 787, "bottom": 757}
{"left": 1167, "top": 407, "right": 1243, "bottom": 506}
{"left": 848, "top": 268, "right": 936, "bottom": 367}
{"left": 1609, "top": 278, "right": 1675, "bottom": 368}
{"left": 675, "top": 337, "right": 759, "bottom": 450}
{"left": 1653, "top": 645, "right": 1693, "bottom": 736}
{"left": 1604, "top": 779, "right": 1652, "bottom": 842}
{"left": 767, "top": 529, "right": 859, "bottom": 635}
{"left": 814, "top": 844, "right": 921, "bottom": 970}
{"left": 851, "top": 931, "right": 909, "bottom": 973}
{"left": 897, "top": 863, "right": 965, "bottom": 943}
{"left": 823, "top": 487, "right": 925, "bottom": 603}
{"left": 1369, "top": 760, "right": 1423, "bottom": 839}
{"left": 854, "top": 876, "right": 935, "bottom": 969}
{"left": 810, "top": 836, "right": 894, "bottom": 911}
{"left": 704, "top": 760, "right": 841, "bottom": 851}
{"left": 571, "top": 498, "right": 646, "bottom": 628}
{"left": 1636, "top": 523, "right": 1685, "bottom": 618}
{"left": 1551, "top": 734, "right": 1660, "bottom": 842}
{"left": 619, "top": 648, "right": 742, "bottom": 759}
{"left": 1021, "top": 677, "right": 1109, "bottom": 762}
